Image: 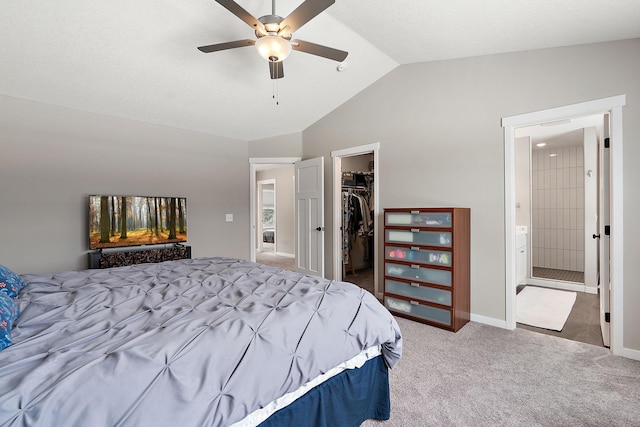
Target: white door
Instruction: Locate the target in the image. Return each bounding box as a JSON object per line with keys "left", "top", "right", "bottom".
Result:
{"left": 295, "top": 157, "right": 324, "bottom": 277}
{"left": 598, "top": 116, "right": 611, "bottom": 347}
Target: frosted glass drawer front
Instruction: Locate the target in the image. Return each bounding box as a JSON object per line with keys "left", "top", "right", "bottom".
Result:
{"left": 385, "top": 229, "right": 452, "bottom": 247}
{"left": 385, "top": 296, "right": 452, "bottom": 326}
{"left": 385, "top": 246, "right": 452, "bottom": 267}
{"left": 385, "top": 211, "right": 452, "bottom": 228}
{"left": 385, "top": 262, "right": 452, "bottom": 287}
{"left": 385, "top": 279, "right": 452, "bottom": 306}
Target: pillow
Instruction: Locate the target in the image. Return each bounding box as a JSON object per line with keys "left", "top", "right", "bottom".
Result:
{"left": 0, "top": 292, "right": 18, "bottom": 350}
{"left": 0, "top": 264, "right": 27, "bottom": 299}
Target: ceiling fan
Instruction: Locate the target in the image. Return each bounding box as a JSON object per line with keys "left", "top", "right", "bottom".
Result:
{"left": 198, "top": 0, "right": 348, "bottom": 79}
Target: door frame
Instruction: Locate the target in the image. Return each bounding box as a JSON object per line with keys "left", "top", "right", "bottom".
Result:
{"left": 502, "top": 95, "right": 625, "bottom": 355}
{"left": 331, "top": 143, "right": 381, "bottom": 298}
{"left": 249, "top": 157, "right": 301, "bottom": 263}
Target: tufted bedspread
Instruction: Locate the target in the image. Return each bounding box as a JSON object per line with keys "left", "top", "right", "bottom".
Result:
{"left": 0, "top": 257, "right": 402, "bottom": 427}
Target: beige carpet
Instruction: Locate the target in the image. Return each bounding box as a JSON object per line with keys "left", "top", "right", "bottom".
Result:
{"left": 362, "top": 318, "right": 640, "bottom": 426}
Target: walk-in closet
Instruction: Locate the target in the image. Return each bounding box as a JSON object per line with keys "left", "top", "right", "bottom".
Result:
{"left": 341, "top": 154, "right": 375, "bottom": 294}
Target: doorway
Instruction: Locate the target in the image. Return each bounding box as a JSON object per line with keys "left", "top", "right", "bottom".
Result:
{"left": 332, "top": 143, "right": 380, "bottom": 298}
{"left": 249, "top": 157, "right": 300, "bottom": 271}
{"left": 502, "top": 95, "right": 625, "bottom": 355}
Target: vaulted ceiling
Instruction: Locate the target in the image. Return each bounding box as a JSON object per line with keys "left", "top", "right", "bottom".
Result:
{"left": 2, "top": 0, "right": 639, "bottom": 141}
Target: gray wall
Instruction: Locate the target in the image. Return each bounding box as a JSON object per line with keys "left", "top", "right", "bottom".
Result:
{"left": 302, "top": 39, "right": 640, "bottom": 350}
{"left": 256, "top": 165, "right": 295, "bottom": 256}
{"left": 0, "top": 95, "right": 251, "bottom": 274}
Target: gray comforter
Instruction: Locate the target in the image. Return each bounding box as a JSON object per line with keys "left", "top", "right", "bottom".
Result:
{"left": 0, "top": 257, "right": 402, "bottom": 427}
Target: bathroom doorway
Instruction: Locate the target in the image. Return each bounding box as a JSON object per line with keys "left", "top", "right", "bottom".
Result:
{"left": 514, "top": 115, "right": 605, "bottom": 347}
{"left": 503, "top": 95, "right": 625, "bottom": 354}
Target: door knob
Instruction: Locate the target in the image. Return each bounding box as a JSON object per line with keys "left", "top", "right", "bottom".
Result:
{"left": 593, "top": 233, "right": 600, "bottom": 239}
{"left": 316, "top": 226, "right": 324, "bottom": 232}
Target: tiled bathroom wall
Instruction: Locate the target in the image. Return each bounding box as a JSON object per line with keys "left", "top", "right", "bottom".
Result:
{"left": 531, "top": 144, "right": 584, "bottom": 272}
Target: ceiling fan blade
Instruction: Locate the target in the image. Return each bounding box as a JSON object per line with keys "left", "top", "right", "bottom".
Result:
{"left": 280, "top": 0, "right": 334, "bottom": 34}
{"left": 215, "top": 0, "right": 264, "bottom": 31}
{"left": 291, "top": 39, "right": 348, "bottom": 62}
{"left": 269, "top": 61, "right": 284, "bottom": 80}
{"left": 197, "top": 39, "right": 255, "bottom": 53}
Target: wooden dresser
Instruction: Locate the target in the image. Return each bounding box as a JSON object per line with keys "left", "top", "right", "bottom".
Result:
{"left": 383, "top": 208, "right": 470, "bottom": 332}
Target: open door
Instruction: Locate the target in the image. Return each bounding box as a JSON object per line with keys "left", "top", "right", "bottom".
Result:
{"left": 598, "top": 115, "right": 611, "bottom": 347}
{"left": 295, "top": 157, "right": 324, "bottom": 277}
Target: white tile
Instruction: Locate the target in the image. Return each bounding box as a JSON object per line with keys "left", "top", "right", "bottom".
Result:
{"left": 544, "top": 228, "right": 551, "bottom": 248}
{"left": 577, "top": 187, "right": 584, "bottom": 209}
{"left": 556, "top": 190, "right": 564, "bottom": 209}
{"left": 532, "top": 247, "right": 539, "bottom": 266}
{"left": 569, "top": 146, "right": 577, "bottom": 167}
{"left": 569, "top": 167, "right": 577, "bottom": 188}
{"left": 577, "top": 231, "right": 584, "bottom": 251}
{"left": 577, "top": 146, "right": 584, "bottom": 166}
{"left": 562, "top": 168, "right": 571, "bottom": 189}
{"left": 549, "top": 189, "right": 557, "bottom": 209}
{"left": 577, "top": 208, "right": 585, "bottom": 231}
{"left": 577, "top": 251, "right": 585, "bottom": 271}
{"left": 544, "top": 151, "right": 551, "bottom": 170}
{"left": 544, "top": 248, "right": 551, "bottom": 268}
{"left": 570, "top": 229, "right": 578, "bottom": 250}
{"left": 550, "top": 207, "right": 557, "bottom": 229}
{"left": 569, "top": 189, "right": 577, "bottom": 209}
{"left": 563, "top": 249, "right": 571, "bottom": 270}
{"left": 550, "top": 249, "right": 557, "bottom": 269}
{"left": 564, "top": 229, "right": 572, "bottom": 249}
{"left": 549, "top": 154, "right": 557, "bottom": 170}
{"left": 570, "top": 250, "right": 577, "bottom": 271}
{"left": 570, "top": 207, "right": 578, "bottom": 229}
{"left": 544, "top": 191, "right": 551, "bottom": 210}
{"left": 549, "top": 229, "right": 557, "bottom": 248}
{"left": 544, "top": 170, "right": 550, "bottom": 190}
{"left": 563, "top": 147, "right": 571, "bottom": 168}
{"left": 549, "top": 169, "right": 557, "bottom": 190}
{"left": 556, "top": 226, "right": 564, "bottom": 249}
{"left": 563, "top": 209, "right": 571, "bottom": 230}
{"left": 577, "top": 166, "right": 584, "bottom": 188}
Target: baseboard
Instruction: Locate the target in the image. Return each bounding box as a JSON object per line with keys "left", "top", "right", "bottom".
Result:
{"left": 620, "top": 346, "right": 640, "bottom": 361}
{"left": 526, "top": 277, "right": 589, "bottom": 293}
{"left": 275, "top": 252, "right": 295, "bottom": 258}
{"left": 470, "top": 313, "right": 508, "bottom": 329}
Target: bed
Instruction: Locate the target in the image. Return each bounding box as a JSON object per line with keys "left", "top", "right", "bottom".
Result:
{"left": 0, "top": 257, "right": 402, "bottom": 426}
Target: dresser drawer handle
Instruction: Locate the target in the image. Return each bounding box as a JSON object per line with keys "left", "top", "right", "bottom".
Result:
{"left": 410, "top": 246, "right": 420, "bottom": 251}
{"left": 410, "top": 264, "right": 420, "bottom": 269}
{"left": 410, "top": 300, "right": 419, "bottom": 306}
{"left": 411, "top": 228, "right": 420, "bottom": 233}
{"left": 410, "top": 283, "right": 420, "bottom": 288}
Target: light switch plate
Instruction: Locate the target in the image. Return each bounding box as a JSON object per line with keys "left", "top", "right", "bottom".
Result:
{"left": 225, "top": 214, "right": 233, "bottom": 222}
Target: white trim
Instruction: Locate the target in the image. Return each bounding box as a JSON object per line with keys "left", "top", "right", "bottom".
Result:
{"left": 331, "top": 143, "right": 381, "bottom": 298}
{"left": 274, "top": 252, "right": 295, "bottom": 258}
{"left": 249, "top": 157, "right": 301, "bottom": 263}
{"left": 620, "top": 347, "right": 640, "bottom": 362}
{"left": 502, "top": 95, "right": 626, "bottom": 355}
{"left": 470, "top": 314, "right": 507, "bottom": 329}
{"left": 524, "top": 278, "right": 596, "bottom": 294}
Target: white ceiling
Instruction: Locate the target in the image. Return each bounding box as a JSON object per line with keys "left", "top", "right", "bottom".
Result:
{"left": 1, "top": 0, "right": 639, "bottom": 141}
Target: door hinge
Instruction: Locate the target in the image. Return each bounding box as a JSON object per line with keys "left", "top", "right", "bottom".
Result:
{"left": 605, "top": 225, "right": 610, "bottom": 236}
{"left": 605, "top": 312, "right": 610, "bottom": 323}
{"left": 604, "top": 137, "right": 610, "bottom": 148}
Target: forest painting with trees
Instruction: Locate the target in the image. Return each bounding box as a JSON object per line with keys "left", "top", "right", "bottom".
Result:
{"left": 89, "top": 196, "right": 187, "bottom": 249}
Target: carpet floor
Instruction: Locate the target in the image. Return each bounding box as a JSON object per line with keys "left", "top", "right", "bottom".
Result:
{"left": 362, "top": 318, "right": 640, "bottom": 426}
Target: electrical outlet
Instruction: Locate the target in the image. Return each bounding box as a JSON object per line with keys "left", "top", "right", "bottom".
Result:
{"left": 225, "top": 214, "right": 233, "bottom": 222}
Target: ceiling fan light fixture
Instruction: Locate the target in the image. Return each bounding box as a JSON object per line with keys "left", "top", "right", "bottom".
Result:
{"left": 255, "top": 35, "right": 292, "bottom": 62}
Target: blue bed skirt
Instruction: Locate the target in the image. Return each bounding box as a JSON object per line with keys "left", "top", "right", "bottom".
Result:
{"left": 259, "top": 355, "right": 390, "bottom": 427}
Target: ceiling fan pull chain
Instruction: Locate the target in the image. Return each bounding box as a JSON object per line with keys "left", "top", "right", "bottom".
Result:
{"left": 272, "top": 79, "right": 279, "bottom": 106}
